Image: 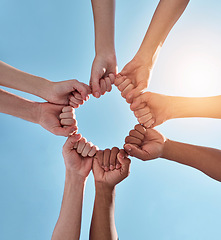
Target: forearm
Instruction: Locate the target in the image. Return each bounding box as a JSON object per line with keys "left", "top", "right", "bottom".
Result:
{"left": 90, "top": 182, "right": 118, "bottom": 240}
{"left": 136, "top": 0, "right": 190, "bottom": 66}
{"left": 162, "top": 139, "right": 221, "bottom": 182}
{"left": 91, "top": 0, "right": 115, "bottom": 55}
{"left": 52, "top": 172, "right": 85, "bottom": 240}
{"left": 170, "top": 95, "right": 221, "bottom": 119}
{"left": 0, "top": 88, "right": 40, "bottom": 123}
{"left": 0, "top": 61, "right": 52, "bottom": 100}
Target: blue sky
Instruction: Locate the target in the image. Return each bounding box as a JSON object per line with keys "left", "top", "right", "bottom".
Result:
{"left": 1, "top": 0, "right": 221, "bottom": 239}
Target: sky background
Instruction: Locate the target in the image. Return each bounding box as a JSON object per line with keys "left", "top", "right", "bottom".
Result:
{"left": 1, "top": 0, "right": 221, "bottom": 239}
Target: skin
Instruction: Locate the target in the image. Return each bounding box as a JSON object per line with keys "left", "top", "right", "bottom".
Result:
{"left": 0, "top": 88, "right": 77, "bottom": 136}
{"left": 116, "top": 0, "right": 190, "bottom": 103}
{"left": 130, "top": 92, "right": 221, "bottom": 128}
{"left": 90, "top": 0, "right": 117, "bottom": 98}
{"left": 124, "top": 124, "right": 221, "bottom": 182}
{"left": 90, "top": 148, "right": 131, "bottom": 240}
{"left": 0, "top": 60, "right": 91, "bottom": 108}
{"left": 52, "top": 134, "right": 98, "bottom": 240}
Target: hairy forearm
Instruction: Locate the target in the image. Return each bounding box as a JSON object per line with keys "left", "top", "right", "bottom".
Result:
{"left": 0, "top": 61, "right": 52, "bottom": 100}
{"left": 170, "top": 95, "right": 221, "bottom": 119}
{"left": 91, "top": 0, "right": 115, "bottom": 55}
{"left": 0, "top": 88, "right": 40, "bottom": 123}
{"left": 90, "top": 182, "right": 117, "bottom": 240}
{"left": 136, "top": 0, "right": 190, "bottom": 66}
{"left": 52, "top": 172, "right": 85, "bottom": 240}
{"left": 162, "top": 139, "right": 221, "bottom": 182}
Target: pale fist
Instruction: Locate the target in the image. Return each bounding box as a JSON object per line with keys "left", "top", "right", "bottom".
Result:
{"left": 124, "top": 124, "right": 166, "bottom": 161}
{"left": 92, "top": 148, "right": 131, "bottom": 188}
{"left": 39, "top": 103, "right": 77, "bottom": 136}
{"left": 90, "top": 54, "right": 117, "bottom": 98}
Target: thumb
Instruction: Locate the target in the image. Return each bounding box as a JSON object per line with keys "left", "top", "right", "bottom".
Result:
{"left": 117, "top": 150, "right": 131, "bottom": 176}
{"left": 63, "top": 133, "right": 81, "bottom": 152}
{"left": 74, "top": 81, "right": 90, "bottom": 101}
{"left": 124, "top": 143, "right": 148, "bottom": 161}
{"left": 126, "top": 81, "right": 147, "bottom": 103}
{"left": 90, "top": 71, "right": 102, "bottom": 98}
{"left": 130, "top": 94, "right": 146, "bottom": 111}
{"left": 53, "top": 125, "right": 78, "bottom": 137}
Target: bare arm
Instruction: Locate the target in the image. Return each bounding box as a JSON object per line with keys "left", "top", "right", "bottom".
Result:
{"left": 90, "top": 0, "right": 117, "bottom": 98}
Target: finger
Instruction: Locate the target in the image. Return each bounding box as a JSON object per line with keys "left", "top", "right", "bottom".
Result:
{"left": 63, "top": 134, "right": 81, "bottom": 152}
{"left": 109, "top": 73, "right": 115, "bottom": 84}
{"left": 134, "top": 124, "right": 147, "bottom": 135}
{"left": 104, "top": 77, "right": 112, "bottom": 92}
{"left": 121, "top": 84, "right": 134, "bottom": 99}
{"left": 114, "top": 75, "right": 127, "bottom": 87}
{"left": 73, "top": 80, "right": 91, "bottom": 101}
{"left": 77, "top": 137, "right": 87, "bottom": 154}
{"left": 130, "top": 94, "right": 147, "bottom": 110}
{"left": 69, "top": 95, "right": 84, "bottom": 105}
{"left": 88, "top": 145, "right": 99, "bottom": 157}
{"left": 117, "top": 150, "right": 131, "bottom": 176}
{"left": 138, "top": 113, "right": 153, "bottom": 125}
{"left": 103, "top": 148, "right": 111, "bottom": 171}
{"left": 125, "top": 136, "right": 142, "bottom": 146}
{"left": 81, "top": 142, "right": 93, "bottom": 157}
{"left": 126, "top": 81, "right": 147, "bottom": 103}
{"left": 60, "top": 118, "right": 77, "bottom": 126}
{"left": 124, "top": 143, "right": 148, "bottom": 160}
{"left": 54, "top": 125, "right": 78, "bottom": 137}
{"left": 134, "top": 106, "right": 151, "bottom": 118}
{"left": 129, "top": 129, "right": 144, "bottom": 141}
{"left": 144, "top": 119, "right": 155, "bottom": 128}
{"left": 62, "top": 106, "right": 75, "bottom": 113}
{"left": 100, "top": 79, "right": 107, "bottom": 95}
{"left": 59, "top": 112, "right": 75, "bottom": 120}
{"left": 109, "top": 147, "right": 119, "bottom": 171}
{"left": 69, "top": 101, "right": 80, "bottom": 109}
{"left": 94, "top": 150, "right": 104, "bottom": 168}
{"left": 72, "top": 91, "right": 83, "bottom": 100}
{"left": 117, "top": 78, "right": 131, "bottom": 92}
{"left": 116, "top": 149, "right": 128, "bottom": 170}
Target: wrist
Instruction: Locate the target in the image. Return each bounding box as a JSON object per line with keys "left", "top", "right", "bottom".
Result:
{"left": 37, "top": 78, "right": 53, "bottom": 101}
{"left": 65, "top": 170, "right": 87, "bottom": 185}
{"left": 161, "top": 138, "right": 172, "bottom": 159}
{"left": 95, "top": 181, "right": 116, "bottom": 195}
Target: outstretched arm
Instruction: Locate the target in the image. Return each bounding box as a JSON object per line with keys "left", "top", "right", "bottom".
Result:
{"left": 116, "top": 0, "right": 190, "bottom": 102}
{"left": 124, "top": 124, "right": 221, "bottom": 182}
{"left": 0, "top": 60, "right": 91, "bottom": 106}
{"left": 52, "top": 135, "right": 98, "bottom": 240}
{"left": 0, "top": 88, "right": 77, "bottom": 136}
{"left": 130, "top": 93, "right": 221, "bottom": 128}
{"left": 90, "top": 148, "right": 130, "bottom": 240}
{"left": 90, "top": 0, "right": 117, "bottom": 98}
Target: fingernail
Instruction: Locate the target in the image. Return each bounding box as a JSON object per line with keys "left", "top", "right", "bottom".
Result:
{"left": 125, "top": 145, "right": 131, "bottom": 152}
{"left": 116, "top": 164, "right": 121, "bottom": 169}
{"left": 95, "top": 92, "right": 100, "bottom": 98}
{"left": 110, "top": 165, "right": 115, "bottom": 171}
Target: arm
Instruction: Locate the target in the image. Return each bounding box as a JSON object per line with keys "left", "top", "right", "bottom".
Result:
{"left": 90, "top": 0, "right": 117, "bottom": 98}
{"left": 124, "top": 124, "right": 221, "bottom": 182}
{"left": 0, "top": 88, "right": 77, "bottom": 136}
{"left": 52, "top": 135, "right": 98, "bottom": 240}
{"left": 0, "top": 60, "right": 91, "bottom": 105}
{"left": 90, "top": 148, "right": 130, "bottom": 240}
{"left": 130, "top": 93, "right": 221, "bottom": 128}
{"left": 116, "top": 0, "right": 190, "bottom": 102}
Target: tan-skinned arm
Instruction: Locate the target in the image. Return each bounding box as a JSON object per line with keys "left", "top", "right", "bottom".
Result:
{"left": 90, "top": 0, "right": 117, "bottom": 98}
{"left": 130, "top": 93, "right": 221, "bottom": 128}
{"left": 117, "top": 0, "right": 190, "bottom": 102}
{"left": 90, "top": 149, "right": 130, "bottom": 240}
{"left": 124, "top": 125, "right": 221, "bottom": 182}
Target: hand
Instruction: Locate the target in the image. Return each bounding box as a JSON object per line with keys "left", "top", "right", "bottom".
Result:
{"left": 124, "top": 124, "right": 166, "bottom": 161}
{"left": 90, "top": 54, "right": 117, "bottom": 98}
{"left": 116, "top": 57, "right": 151, "bottom": 103}
{"left": 92, "top": 148, "right": 131, "bottom": 188}
{"left": 63, "top": 134, "right": 98, "bottom": 179}
{"left": 130, "top": 92, "right": 173, "bottom": 128}
{"left": 38, "top": 103, "right": 77, "bottom": 136}
{"left": 48, "top": 79, "right": 91, "bottom": 106}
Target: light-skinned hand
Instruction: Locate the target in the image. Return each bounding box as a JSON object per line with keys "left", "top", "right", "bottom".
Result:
{"left": 38, "top": 103, "right": 77, "bottom": 136}
{"left": 124, "top": 124, "right": 166, "bottom": 161}
{"left": 93, "top": 148, "right": 131, "bottom": 188}
{"left": 130, "top": 92, "right": 173, "bottom": 128}
{"left": 90, "top": 54, "right": 117, "bottom": 98}
{"left": 48, "top": 79, "right": 91, "bottom": 107}
{"left": 63, "top": 134, "right": 98, "bottom": 179}
{"left": 116, "top": 57, "right": 151, "bottom": 103}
